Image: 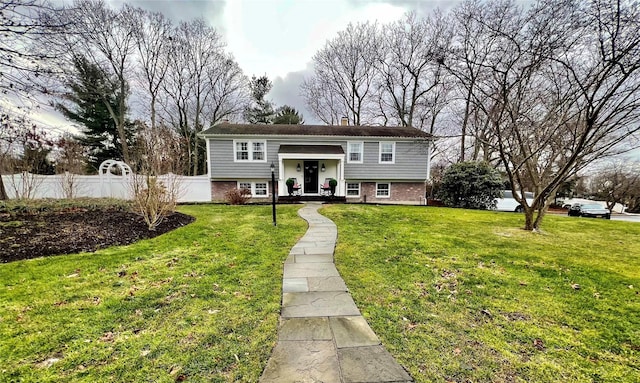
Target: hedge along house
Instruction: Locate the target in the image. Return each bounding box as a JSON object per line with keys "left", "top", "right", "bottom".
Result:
{"left": 199, "top": 121, "right": 433, "bottom": 204}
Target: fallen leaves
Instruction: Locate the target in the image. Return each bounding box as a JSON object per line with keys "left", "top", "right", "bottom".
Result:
{"left": 533, "top": 338, "right": 545, "bottom": 351}
{"left": 100, "top": 332, "right": 114, "bottom": 342}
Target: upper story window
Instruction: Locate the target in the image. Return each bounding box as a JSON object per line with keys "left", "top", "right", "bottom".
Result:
{"left": 347, "top": 141, "right": 363, "bottom": 163}
{"left": 234, "top": 140, "right": 267, "bottom": 162}
{"left": 379, "top": 142, "right": 395, "bottom": 163}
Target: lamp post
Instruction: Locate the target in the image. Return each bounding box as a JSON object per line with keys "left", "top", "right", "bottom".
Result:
{"left": 271, "top": 162, "right": 277, "bottom": 226}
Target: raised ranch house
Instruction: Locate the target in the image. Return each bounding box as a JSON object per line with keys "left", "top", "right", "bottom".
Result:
{"left": 199, "top": 122, "right": 432, "bottom": 204}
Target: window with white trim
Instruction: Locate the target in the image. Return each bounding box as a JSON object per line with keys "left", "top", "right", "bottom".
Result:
{"left": 376, "top": 183, "right": 390, "bottom": 198}
{"left": 347, "top": 141, "right": 363, "bottom": 163}
{"left": 255, "top": 182, "right": 268, "bottom": 196}
{"left": 346, "top": 182, "right": 360, "bottom": 197}
{"left": 379, "top": 142, "right": 395, "bottom": 163}
{"left": 234, "top": 140, "right": 266, "bottom": 162}
{"left": 237, "top": 181, "right": 269, "bottom": 198}
{"left": 252, "top": 142, "right": 265, "bottom": 160}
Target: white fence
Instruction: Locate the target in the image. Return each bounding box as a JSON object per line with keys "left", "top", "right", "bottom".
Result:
{"left": 1, "top": 172, "right": 212, "bottom": 203}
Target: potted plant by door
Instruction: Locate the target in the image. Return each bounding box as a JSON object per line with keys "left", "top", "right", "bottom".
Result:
{"left": 329, "top": 178, "right": 337, "bottom": 196}
{"left": 286, "top": 178, "right": 295, "bottom": 196}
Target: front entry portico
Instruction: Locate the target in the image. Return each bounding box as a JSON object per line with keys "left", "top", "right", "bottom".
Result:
{"left": 277, "top": 145, "right": 345, "bottom": 197}
{"left": 303, "top": 160, "right": 319, "bottom": 194}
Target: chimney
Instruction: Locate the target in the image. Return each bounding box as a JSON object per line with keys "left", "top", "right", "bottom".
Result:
{"left": 340, "top": 117, "right": 348, "bottom": 126}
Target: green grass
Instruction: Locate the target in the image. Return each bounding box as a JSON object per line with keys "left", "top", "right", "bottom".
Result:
{"left": 322, "top": 205, "right": 640, "bottom": 383}
{"left": 0, "top": 204, "right": 307, "bottom": 382}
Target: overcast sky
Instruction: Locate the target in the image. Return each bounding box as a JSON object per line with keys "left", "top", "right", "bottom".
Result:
{"left": 14, "top": 0, "right": 640, "bottom": 160}
{"left": 28, "top": 0, "right": 459, "bottom": 130}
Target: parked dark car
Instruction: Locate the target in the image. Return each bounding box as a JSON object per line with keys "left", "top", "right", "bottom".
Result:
{"left": 567, "top": 203, "right": 611, "bottom": 219}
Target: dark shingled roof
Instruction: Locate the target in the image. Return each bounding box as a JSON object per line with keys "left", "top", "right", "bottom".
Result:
{"left": 200, "top": 123, "right": 431, "bottom": 139}
{"left": 278, "top": 145, "right": 345, "bottom": 154}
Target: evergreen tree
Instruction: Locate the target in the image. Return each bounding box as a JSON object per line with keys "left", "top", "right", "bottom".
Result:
{"left": 273, "top": 105, "right": 304, "bottom": 124}
{"left": 56, "top": 56, "right": 135, "bottom": 172}
{"left": 244, "top": 75, "right": 275, "bottom": 124}
{"left": 439, "top": 161, "right": 503, "bottom": 210}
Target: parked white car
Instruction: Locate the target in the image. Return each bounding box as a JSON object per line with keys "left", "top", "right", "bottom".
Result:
{"left": 494, "top": 190, "right": 534, "bottom": 212}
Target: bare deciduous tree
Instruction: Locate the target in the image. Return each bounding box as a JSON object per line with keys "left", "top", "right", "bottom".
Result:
{"left": 590, "top": 160, "right": 640, "bottom": 211}
{"left": 51, "top": 0, "right": 136, "bottom": 163}
{"left": 460, "top": 0, "right": 640, "bottom": 230}
{"left": 160, "top": 19, "right": 248, "bottom": 175}
{"left": 376, "top": 12, "right": 451, "bottom": 130}
{"left": 129, "top": 7, "right": 171, "bottom": 131}
{"left": 302, "top": 22, "right": 381, "bottom": 125}
{"left": 0, "top": 0, "right": 67, "bottom": 96}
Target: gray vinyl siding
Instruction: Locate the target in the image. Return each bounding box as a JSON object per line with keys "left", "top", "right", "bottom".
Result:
{"left": 210, "top": 139, "right": 279, "bottom": 179}
{"left": 209, "top": 137, "right": 428, "bottom": 180}
{"left": 344, "top": 141, "right": 428, "bottom": 180}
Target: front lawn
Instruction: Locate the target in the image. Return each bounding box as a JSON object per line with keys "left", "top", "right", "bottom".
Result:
{"left": 0, "top": 205, "right": 307, "bottom": 382}
{"left": 322, "top": 205, "right": 640, "bottom": 383}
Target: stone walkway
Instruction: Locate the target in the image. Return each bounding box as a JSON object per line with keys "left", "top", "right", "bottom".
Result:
{"left": 260, "top": 203, "right": 413, "bottom": 383}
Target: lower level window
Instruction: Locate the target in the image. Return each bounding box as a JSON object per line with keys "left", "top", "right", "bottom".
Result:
{"left": 346, "top": 182, "right": 360, "bottom": 197}
{"left": 255, "top": 183, "right": 268, "bottom": 196}
{"left": 237, "top": 181, "right": 268, "bottom": 197}
{"left": 376, "top": 183, "right": 390, "bottom": 198}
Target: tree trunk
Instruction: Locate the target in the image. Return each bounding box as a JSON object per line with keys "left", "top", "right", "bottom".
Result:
{"left": 524, "top": 208, "right": 535, "bottom": 231}
{"left": 118, "top": 80, "right": 130, "bottom": 164}
{"left": 460, "top": 87, "right": 473, "bottom": 162}
{"left": 532, "top": 207, "right": 548, "bottom": 230}
{"left": 0, "top": 174, "right": 8, "bottom": 200}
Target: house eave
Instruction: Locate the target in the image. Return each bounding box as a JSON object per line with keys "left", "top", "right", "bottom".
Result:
{"left": 198, "top": 133, "right": 431, "bottom": 141}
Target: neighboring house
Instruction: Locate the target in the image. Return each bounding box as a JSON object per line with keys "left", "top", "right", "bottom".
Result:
{"left": 199, "top": 121, "right": 432, "bottom": 204}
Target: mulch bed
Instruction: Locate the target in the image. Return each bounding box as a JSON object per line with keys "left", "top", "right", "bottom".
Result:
{"left": 0, "top": 209, "right": 194, "bottom": 263}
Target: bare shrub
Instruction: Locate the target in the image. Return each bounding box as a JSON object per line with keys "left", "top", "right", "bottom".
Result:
{"left": 131, "top": 175, "right": 177, "bottom": 230}
{"left": 54, "top": 135, "right": 87, "bottom": 199}
{"left": 225, "top": 188, "right": 251, "bottom": 205}
{"left": 129, "top": 122, "right": 185, "bottom": 230}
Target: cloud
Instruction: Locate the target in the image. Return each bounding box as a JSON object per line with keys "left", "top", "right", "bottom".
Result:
{"left": 107, "top": 0, "right": 227, "bottom": 24}
{"left": 270, "top": 65, "right": 320, "bottom": 124}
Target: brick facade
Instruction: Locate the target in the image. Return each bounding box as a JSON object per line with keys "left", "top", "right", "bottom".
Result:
{"left": 347, "top": 181, "right": 425, "bottom": 204}
{"left": 211, "top": 181, "right": 275, "bottom": 202}
{"left": 211, "top": 181, "right": 238, "bottom": 201}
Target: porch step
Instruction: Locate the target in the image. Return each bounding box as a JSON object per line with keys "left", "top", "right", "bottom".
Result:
{"left": 278, "top": 196, "right": 346, "bottom": 203}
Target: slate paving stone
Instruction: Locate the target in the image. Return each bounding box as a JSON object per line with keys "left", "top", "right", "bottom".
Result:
{"left": 297, "top": 240, "right": 336, "bottom": 248}
{"left": 282, "top": 291, "right": 361, "bottom": 318}
{"left": 338, "top": 345, "right": 413, "bottom": 383}
{"left": 283, "top": 263, "right": 340, "bottom": 278}
{"left": 294, "top": 254, "right": 334, "bottom": 263}
{"left": 308, "top": 276, "right": 348, "bottom": 292}
{"left": 260, "top": 341, "right": 340, "bottom": 383}
{"left": 330, "top": 316, "right": 380, "bottom": 348}
{"left": 283, "top": 277, "right": 309, "bottom": 293}
{"left": 304, "top": 246, "right": 336, "bottom": 255}
{"left": 278, "top": 318, "right": 332, "bottom": 341}
{"left": 289, "top": 246, "right": 305, "bottom": 255}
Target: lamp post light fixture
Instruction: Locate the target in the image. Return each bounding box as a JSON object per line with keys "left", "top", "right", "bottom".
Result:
{"left": 270, "top": 162, "right": 276, "bottom": 226}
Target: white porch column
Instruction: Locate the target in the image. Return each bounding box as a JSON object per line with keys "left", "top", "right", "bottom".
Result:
{"left": 339, "top": 157, "right": 345, "bottom": 196}
{"left": 278, "top": 157, "right": 285, "bottom": 195}
{"left": 426, "top": 141, "right": 432, "bottom": 181}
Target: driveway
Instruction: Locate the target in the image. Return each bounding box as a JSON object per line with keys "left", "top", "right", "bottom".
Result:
{"left": 611, "top": 214, "right": 640, "bottom": 223}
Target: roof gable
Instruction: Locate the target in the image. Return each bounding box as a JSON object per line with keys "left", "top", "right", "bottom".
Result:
{"left": 200, "top": 123, "right": 431, "bottom": 139}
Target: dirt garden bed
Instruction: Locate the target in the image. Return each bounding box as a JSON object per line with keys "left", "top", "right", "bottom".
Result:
{"left": 0, "top": 201, "right": 194, "bottom": 263}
